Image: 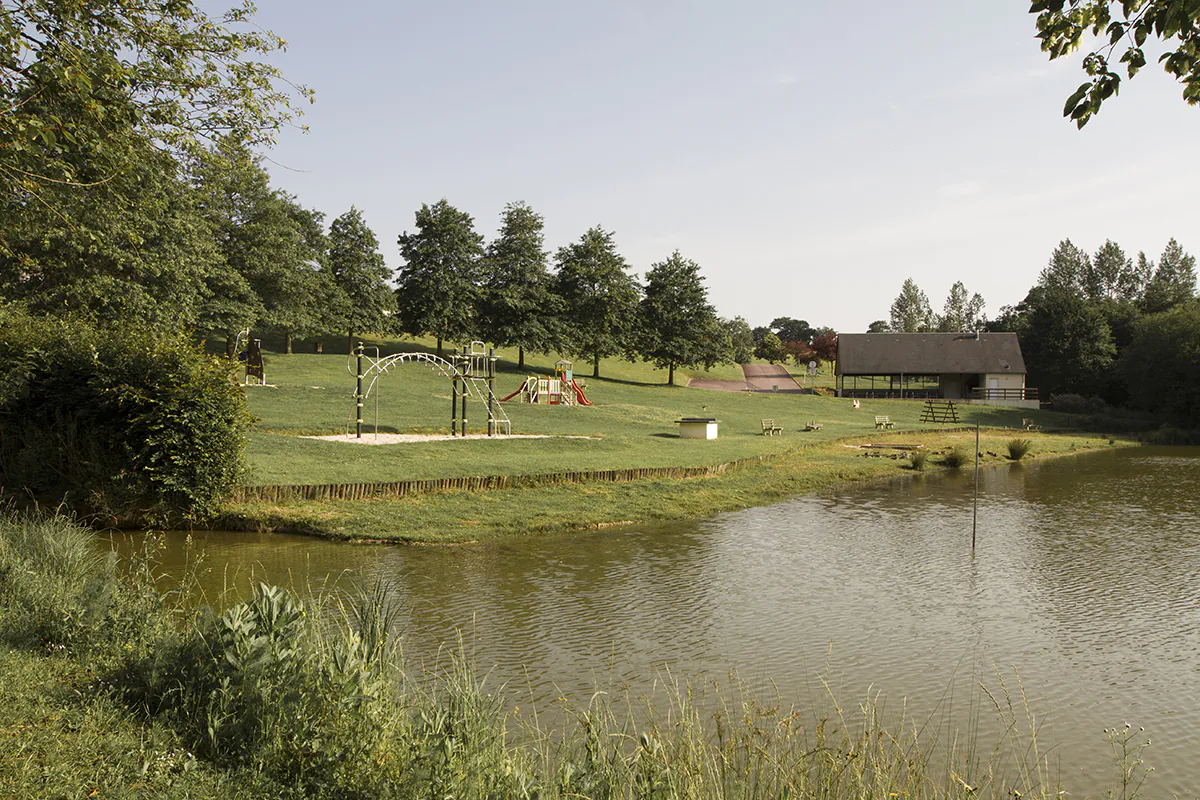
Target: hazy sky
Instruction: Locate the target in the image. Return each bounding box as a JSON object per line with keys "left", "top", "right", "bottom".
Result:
{"left": 245, "top": 1, "right": 1199, "bottom": 332}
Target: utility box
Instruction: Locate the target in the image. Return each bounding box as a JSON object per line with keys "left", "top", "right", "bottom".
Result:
{"left": 676, "top": 417, "right": 719, "bottom": 439}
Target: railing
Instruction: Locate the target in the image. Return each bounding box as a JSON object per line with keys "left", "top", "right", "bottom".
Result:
{"left": 970, "top": 387, "right": 1038, "bottom": 401}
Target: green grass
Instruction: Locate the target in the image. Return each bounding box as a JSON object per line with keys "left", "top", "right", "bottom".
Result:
{"left": 235, "top": 337, "right": 1071, "bottom": 487}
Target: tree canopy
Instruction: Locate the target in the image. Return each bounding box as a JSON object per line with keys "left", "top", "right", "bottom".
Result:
{"left": 477, "top": 201, "right": 558, "bottom": 368}
{"left": 395, "top": 200, "right": 484, "bottom": 356}
{"left": 889, "top": 278, "right": 933, "bottom": 332}
{"left": 328, "top": 206, "right": 394, "bottom": 346}
{"left": 636, "top": 251, "right": 726, "bottom": 385}
{"left": 1032, "top": 0, "right": 1200, "bottom": 126}
{"left": 936, "top": 281, "right": 986, "bottom": 332}
{"left": 553, "top": 227, "right": 639, "bottom": 378}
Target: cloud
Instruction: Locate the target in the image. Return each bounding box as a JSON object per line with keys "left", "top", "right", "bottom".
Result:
{"left": 937, "top": 180, "right": 985, "bottom": 198}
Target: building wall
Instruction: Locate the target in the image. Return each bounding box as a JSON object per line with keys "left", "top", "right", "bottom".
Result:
{"left": 983, "top": 372, "right": 1025, "bottom": 390}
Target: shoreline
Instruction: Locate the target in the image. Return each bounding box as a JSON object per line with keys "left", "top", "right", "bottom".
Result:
{"left": 211, "top": 429, "right": 1135, "bottom": 544}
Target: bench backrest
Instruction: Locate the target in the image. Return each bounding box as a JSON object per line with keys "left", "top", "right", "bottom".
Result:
{"left": 761, "top": 419, "right": 775, "bottom": 426}
{"left": 875, "top": 416, "right": 889, "bottom": 422}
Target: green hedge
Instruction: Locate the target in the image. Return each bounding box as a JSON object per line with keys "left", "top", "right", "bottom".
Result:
{"left": 0, "top": 307, "right": 250, "bottom": 522}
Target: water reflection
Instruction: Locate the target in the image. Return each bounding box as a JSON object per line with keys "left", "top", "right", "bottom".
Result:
{"left": 108, "top": 446, "right": 1200, "bottom": 795}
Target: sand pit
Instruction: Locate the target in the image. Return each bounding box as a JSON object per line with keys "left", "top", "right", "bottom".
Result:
{"left": 301, "top": 433, "right": 596, "bottom": 445}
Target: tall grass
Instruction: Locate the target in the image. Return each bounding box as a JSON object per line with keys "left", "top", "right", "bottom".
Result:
{"left": 1008, "top": 438, "right": 1033, "bottom": 461}
{"left": 0, "top": 514, "right": 1147, "bottom": 799}
{"left": 942, "top": 445, "right": 971, "bottom": 468}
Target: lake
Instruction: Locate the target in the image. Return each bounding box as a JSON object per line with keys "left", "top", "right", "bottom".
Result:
{"left": 116, "top": 445, "right": 1200, "bottom": 796}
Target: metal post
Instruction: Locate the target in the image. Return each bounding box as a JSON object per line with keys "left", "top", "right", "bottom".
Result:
{"left": 460, "top": 347, "right": 468, "bottom": 436}
{"left": 487, "top": 348, "right": 495, "bottom": 436}
{"left": 972, "top": 424, "right": 980, "bottom": 553}
{"left": 450, "top": 371, "right": 458, "bottom": 436}
{"left": 355, "top": 343, "right": 363, "bottom": 439}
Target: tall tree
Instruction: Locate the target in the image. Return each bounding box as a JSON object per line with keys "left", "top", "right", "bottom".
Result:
{"left": 811, "top": 328, "right": 839, "bottom": 373}
{"left": 477, "top": 201, "right": 558, "bottom": 369}
{"left": 1086, "top": 240, "right": 1134, "bottom": 301}
{"left": 1032, "top": 0, "right": 1200, "bottom": 127}
{"left": 1121, "top": 304, "right": 1200, "bottom": 425}
{"left": 1010, "top": 285, "right": 1117, "bottom": 398}
{"left": 395, "top": 200, "right": 484, "bottom": 357}
{"left": 769, "top": 317, "right": 815, "bottom": 345}
{"left": 637, "top": 251, "right": 726, "bottom": 385}
{"left": 1142, "top": 238, "right": 1197, "bottom": 314}
{"left": 553, "top": 227, "right": 640, "bottom": 378}
{"left": 936, "top": 281, "right": 986, "bottom": 332}
{"left": 328, "top": 206, "right": 394, "bottom": 351}
{"left": 866, "top": 320, "right": 890, "bottom": 333}
{"left": 889, "top": 278, "right": 933, "bottom": 332}
{"left": 1, "top": 0, "right": 309, "bottom": 257}
{"left": 1039, "top": 239, "right": 1090, "bottom": 293}
{"left": 755, "top": 332, "right": 787, "bottom": 364}
{"left": 724, "top": 317, "right": 756, "bottom": 364}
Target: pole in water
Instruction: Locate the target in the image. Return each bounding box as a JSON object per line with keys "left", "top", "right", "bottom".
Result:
{"left": 355, "top": 342, "right": 363, "bottom": 439}
{"left": 972, "top": 423, "right": 980, "bottom": 552}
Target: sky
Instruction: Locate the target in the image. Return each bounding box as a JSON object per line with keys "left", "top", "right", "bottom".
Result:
{"left": 239, "top": 1, "right": 1199, "bottom": 332}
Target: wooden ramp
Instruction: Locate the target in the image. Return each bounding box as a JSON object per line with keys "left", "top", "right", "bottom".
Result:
{"left": 920, "top": 399, "right": 960, "bottom": 424}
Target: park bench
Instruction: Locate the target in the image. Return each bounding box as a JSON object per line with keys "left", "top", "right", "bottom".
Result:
{"left": 804, "top": 421, "right": 823, "bottom": 431}
{"left": 875, "top": 415, "right": 894, "bottom": 430}
{"left": 761, "top": 419, "right": 783, "bottom": 436}
{"left": 1022, "top": 418, "right": 1042, "bottom": 432}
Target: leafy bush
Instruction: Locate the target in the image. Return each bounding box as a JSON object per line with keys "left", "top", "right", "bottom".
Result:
{"left": 1050, "top": 393, "right": 1108, "bottom": 415}
{"left": 908, "top": 449, "right": 928, "bottom": 470}
{"left": 942, "top": 446, "right": 970, "bottom": 468}
{"left": 0, "top": 307, "right": 250, "bottom": 522}
{"left": 1008, "top": 438, "right": 1033, "bottom": 460}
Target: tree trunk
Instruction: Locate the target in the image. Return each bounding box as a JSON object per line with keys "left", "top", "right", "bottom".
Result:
{"left": 437, "top": 336, "right": 444, "bottom": 358}
{"left": 668, "top": 362, "right": 675, "bottom": 386}
{"left": 592, "top": 352, "right": 600, "bottom": 378}
{"left": 347, "top": 330, "right": 354, "bottom": 354}
{"left": 284, "top": 332, "right": 293, "bottom": 355}
{"left": 225, "top": 336, "right": 234, "bottom": 357}
{"left": 518, "top": 346, "right": 525, "bottom": 370}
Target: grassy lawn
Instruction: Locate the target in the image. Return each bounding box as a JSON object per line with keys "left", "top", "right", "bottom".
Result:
{"left": 239, "top": 337, "right": 1066, "bottom": 487}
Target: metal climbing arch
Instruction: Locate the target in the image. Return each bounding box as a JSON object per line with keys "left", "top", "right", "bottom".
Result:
{"left": 347, "top": 342, "right": 511, "bottom": 438}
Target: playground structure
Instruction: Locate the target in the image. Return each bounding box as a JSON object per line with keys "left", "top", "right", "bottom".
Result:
{"left": 499, "top": 359, "right": 591, "bottom": 406}
{"left": 234, "top": 329, "right": 268, "bottom": 386}
{"left": 348, "top": 341, "right": 511, "bottom": 439}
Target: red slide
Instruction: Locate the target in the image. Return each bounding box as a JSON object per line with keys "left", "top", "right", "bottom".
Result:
{"left": 571, "top": 379, "right": 592, "bottom": 406}
{"left": 499, "top": 384, "right": 524, "bottom": 402}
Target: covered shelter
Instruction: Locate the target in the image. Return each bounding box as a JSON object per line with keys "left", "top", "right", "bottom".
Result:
{"left": 835, "top": 332, "right": 1037, "bottom": 408}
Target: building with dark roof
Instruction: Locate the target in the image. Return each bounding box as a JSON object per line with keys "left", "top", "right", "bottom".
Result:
{"left": 835, "top": 332, "right": 1037, "bottom": 408}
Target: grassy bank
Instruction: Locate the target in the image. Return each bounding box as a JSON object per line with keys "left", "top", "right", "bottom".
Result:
{"left": 223, "top": 429, "right": 1127, "bottom": 543}
{"left": 3, "top": 513, "right": 1135, "bottom": 799}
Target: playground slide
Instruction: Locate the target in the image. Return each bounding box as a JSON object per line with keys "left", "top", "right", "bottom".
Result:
{"left": 498, "top": 385, "right": 524, "bottom": 402}
{"left": 571, "top": 379, "right": 592, "bottom": 406}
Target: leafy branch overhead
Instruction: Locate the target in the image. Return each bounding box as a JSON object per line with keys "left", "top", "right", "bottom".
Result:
{"left": 1031, "top": 0, "right": 1200, "bottom": 126}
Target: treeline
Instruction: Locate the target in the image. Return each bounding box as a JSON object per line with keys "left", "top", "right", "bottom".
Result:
{"left": 989, "top": 238, "right": 1199, "bottom": 423}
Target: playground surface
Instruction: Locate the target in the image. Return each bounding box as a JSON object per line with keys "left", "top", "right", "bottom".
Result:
{"left": 302, "top": 433, "right": 596, "bottom": 445}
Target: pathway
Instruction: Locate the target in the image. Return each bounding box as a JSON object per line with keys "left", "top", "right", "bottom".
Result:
{"left": 686, "top": 364, "right": 805, "bottom": 393}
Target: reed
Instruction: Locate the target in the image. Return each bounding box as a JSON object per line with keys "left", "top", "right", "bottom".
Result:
{"left": 1008, "top": 438, "right": 1033, "bottom": 460}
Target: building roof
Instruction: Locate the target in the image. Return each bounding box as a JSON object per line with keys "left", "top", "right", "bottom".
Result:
{"left": 836, "top": 332, "right": 1026, "bottom": 375}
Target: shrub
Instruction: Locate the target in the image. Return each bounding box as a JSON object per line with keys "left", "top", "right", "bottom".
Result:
{"left": 0, "top": 307, "right": 250, "bottom": 523}
{"left": 942, "top": 446, "right": 970, "bottom": 468}
{"left": 908, "top": 449, "right": 928, "bottom": 470}
{"left": 1050, "top": 393, "right": 1108, "bottom": 415}
{"left": 1007, "top": 438, "right": 1032, "bottom": 460}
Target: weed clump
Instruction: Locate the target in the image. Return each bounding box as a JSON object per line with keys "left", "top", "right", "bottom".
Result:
{"left": 942, "top": 446, "right": 970, "bottom": 468}
{"left": 909, "top": 449, "right": 929, "bottom": 470}
{"left": 1008, "top": 438, "right": 1033, "bottom": 461}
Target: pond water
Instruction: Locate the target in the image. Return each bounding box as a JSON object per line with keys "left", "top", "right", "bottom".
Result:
{"left": 115, "top": 446, "right": 1200, "bottom": 795}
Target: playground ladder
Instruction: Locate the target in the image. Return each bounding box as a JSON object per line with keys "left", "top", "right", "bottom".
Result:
{"left": 461, "top": 373, "right": 511, "bottom": 434}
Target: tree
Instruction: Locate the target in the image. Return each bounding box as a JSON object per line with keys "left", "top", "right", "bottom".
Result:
{"left": 637, "top": 251, "right": 726, "bottom": 385}
{"left": 811, "top": 328, "right": 838, "bottom": 373}
{"left": 1142, "top": 238, "right": 1197, "bottom": 314}
{"left": 0, "top": 133, "right": 221, "bottom": 328}
{"left": 1031, "top": 1, "right": 1200, "bottom": 127}
{"left": 395, "top": 200, "right": 484, "bottom": 356}
{"left": 1039, "top": 239, "right": 1090, "bottom": 293}
{"left": 889, "top": 279, "right": 933, "bottom": 332}
{"left": 769, "top": 317, "right": 815, "bottom": 345}
{"left": 328, "top": 206, "right": 394, "bottom": 351}
{"left": 936, "top": 281, "right": 986, "bottom": 332}
{"left": 724, "top": 317, "right": 756, "bottom": 364}
{"left": 1, "top": 0, "right": 309, "bottom": 257}
{"left": 1013, "top": 285, "right": 1117, "bottom": 397}
{"left": 866, "top": 320, "right": 890, "bottom": 333}
{"left": 553, "top": 227, "right": 640, "bottom": 378}
{"left": 477, "top": 201, "right": 559, "bottom": 369}
{"left": 1086, "top": 240, "right": 1135, "bottom": 301}
{"left": 755, "top": 331, "right": 787, "bottom": 364}
{"left": 1121, "top": 303, "right": 1200, "bottom": 424}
